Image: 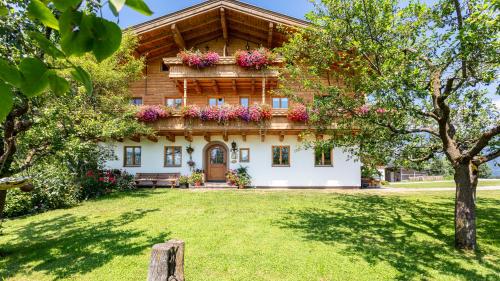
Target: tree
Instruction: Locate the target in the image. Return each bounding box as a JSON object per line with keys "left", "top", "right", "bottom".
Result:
{"left": 0, "top": 0, "right": 153, "bottom": 220}
{"left": 280, "top": 0, "right": 499, "bottom": 250}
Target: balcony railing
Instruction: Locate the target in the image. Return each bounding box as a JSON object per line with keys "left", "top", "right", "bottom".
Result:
{"left": 163, "top": 56, "right": 282, "bottom": 79}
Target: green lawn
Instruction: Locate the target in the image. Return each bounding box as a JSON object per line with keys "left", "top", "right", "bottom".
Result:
{"left": 0, "top": 189, "right": 499, "bottom": 281}
{"left": 387, "top": 179, "right": 500, "bottom": 188}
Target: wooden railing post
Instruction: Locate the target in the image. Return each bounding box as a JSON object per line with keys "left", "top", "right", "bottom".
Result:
{"left": 148, "top": 239, "right": 184, "bottom": 281}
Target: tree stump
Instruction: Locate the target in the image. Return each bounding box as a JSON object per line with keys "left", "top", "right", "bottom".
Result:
{"left": 147, "top": 239, "right": 184, "bottom": 281}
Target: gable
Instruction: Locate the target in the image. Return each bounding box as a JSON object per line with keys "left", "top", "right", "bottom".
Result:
{"left": 130, "top": 0, "right": 309, "bottom": 60}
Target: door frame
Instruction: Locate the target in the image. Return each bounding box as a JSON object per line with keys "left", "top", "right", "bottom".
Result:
{"left": 203, "top": 141, "right": 229, "bottom": 182}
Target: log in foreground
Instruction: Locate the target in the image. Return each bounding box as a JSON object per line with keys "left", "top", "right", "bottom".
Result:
{"left": 148, "top": 239, "right": 184, "bottom": 281}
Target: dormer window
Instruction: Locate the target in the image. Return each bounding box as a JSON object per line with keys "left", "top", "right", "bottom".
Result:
{"left": 161, "top": 62, "right": 170, "bottom": 72}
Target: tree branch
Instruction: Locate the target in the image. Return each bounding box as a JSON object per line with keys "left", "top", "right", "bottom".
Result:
{"left": 466, "top": 125, "right": 500, "bottom": 159}
{"left": 473, "top": 149, "right": 500, "bottom": 165}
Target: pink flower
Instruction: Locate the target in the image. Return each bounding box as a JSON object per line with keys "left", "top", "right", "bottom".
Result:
{"left": 235, "top": 48, "right": 274, "bottom": 70}
{"left": 178, "top": 50, "right": 220, "bottom": 68}
{"left": 375, "top": 108, "right": 387, "bottom": 114}
{"left": 181, "top": 105, "right": 200, "bottom": 119}
{"left": 136, "top": 105, "right": 171, "bottom": 122}
{"left": 357, "top": 105, "right": 370, "bottom": 115}
{"left": 287, "top": 105, "right": 309, "bottom": 122}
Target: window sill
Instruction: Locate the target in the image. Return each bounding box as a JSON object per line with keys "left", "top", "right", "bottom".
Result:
{"left": 164, "top": 165, "right": 182, "bottom": 168}
{"left": 315, "top": 165, "right": 333, "bottom": 167}
{"left": 272, "top": 165, "right": 290, "bottom": 167}
{"left": 124, "top": 165, "right": 141, "bottom": 167}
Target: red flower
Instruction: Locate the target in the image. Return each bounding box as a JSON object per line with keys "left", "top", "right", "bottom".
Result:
{"left": 98, "top": 177, "right": 105, "bottom": 182}
{"left": 86, "top": 170, "right": 94, "bottom": 177}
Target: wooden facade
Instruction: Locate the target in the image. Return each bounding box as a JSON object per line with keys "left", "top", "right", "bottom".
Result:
{"left": 128, "top": 0, "right": 314, "bottom": 138}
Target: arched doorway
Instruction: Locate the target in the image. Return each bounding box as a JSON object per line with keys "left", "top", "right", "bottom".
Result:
{"left": 204, "top": 142, "right": 228, "bottom": 182}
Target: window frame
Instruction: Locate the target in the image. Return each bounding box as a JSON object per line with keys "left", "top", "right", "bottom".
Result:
{"left": 160, "top": 62, "right": 170, "bottom": 72}
{"left": 164, "top": 146, "right": 182, "bottom": 167}
{"left": 239, "top": 148, "right": 250, "bottom": 163}
{"left": 130, "top": 97, "right": 143, "bottom": 106}
{"left": 208, "top": 97, "right": 225, "bottom": 107}
{"left": 165, "top": 98, "right": 183, "bottom": 109}
{"left": 315, "top": 147, "right": 334, "bottom": 167}
{"left": 272, "top": 97, "right": 289, "bottom": 109}
{"left": 124, "top": 146, "right": 141, "bottom": 167}
{"left": 272, "top": 145, "right": 290, "bottom": 167}
{"left": 239, "top": 97, "right": 250, "bottom": 108}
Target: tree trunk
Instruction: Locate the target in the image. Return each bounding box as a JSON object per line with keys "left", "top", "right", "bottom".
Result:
{"left": 147, "top": 240, "right": 185, "bottom": 281}
{"left": 0, "top": 190, "right": 6, "bottom": 220}
{"left": 454, "top": 161, "right": 478, "bottom": 250}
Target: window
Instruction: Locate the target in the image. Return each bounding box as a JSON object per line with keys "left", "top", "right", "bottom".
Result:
{"left": 161, "top": 62, "right": 170, "bottom": 72}
{"left": 210, "top": 147, "right": 225, "bottom": 164}
{"left": 240, "top": 97, "right": 249, "bottom": 108}
{"left": 164, "top": 146, "right": 182, "bottom": 167}
{"left": 209, "top": 97, "right": 224, "bottom": 107}
{"left": 272, "top": 146, "right": 290, "bottom": 166}
{"left": 272, "top": 97, "right": 288, "bottom": 109}
{"left": 166, "top": 98, "right": 183, "bottom": 108}
{"left": 130, "top": 97, "right": 143, "bottom": 106}
{"left": 124, "top": 146, "right": 141, "bottom": 167}
{"left": 239, "top": 148, "right": 250, "bottom": 162}
{"left": 315, "top": 147, "right": 333, "bottom": 166}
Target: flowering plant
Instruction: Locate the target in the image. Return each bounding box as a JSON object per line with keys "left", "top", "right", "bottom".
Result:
{"left": 226, "top": 166, "right": 251, "bottom": 188}
{"left": 178, "top": 49, "right": 220, "bottom": 68}
{"left": 248, "top": 104, "right": 272, "bottom": 122}
{"left": 235, "top": 47, "right": 275, "bottom": 70}
{"left": 287, "top": 104, "right": 309, "bottom": 122}
{"left": 181, "top": 105, "right": 201, "bottom": 119}
{"left": 136, "top": 105, "right": 172, "bottom": 122}
{"left": 80, "top": 169, "right": 134, "bottom": 199}
{"left": 188, "top": 172, "right": 204, "bottom": 187}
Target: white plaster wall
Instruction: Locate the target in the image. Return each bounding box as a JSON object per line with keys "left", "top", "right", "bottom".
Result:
{"left": 103, "top": 135, "right": 361, "bottom": 187}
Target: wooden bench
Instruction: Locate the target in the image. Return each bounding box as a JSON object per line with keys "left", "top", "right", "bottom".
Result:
{"left": 135, "top": 173, "right": 180, "bottom": 188}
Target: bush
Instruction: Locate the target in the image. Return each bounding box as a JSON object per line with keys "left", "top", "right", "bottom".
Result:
{"left": 226, "top": 166, "right": 252, "bottom": 188}
{"left": 189, "top": 172, "right": 204, "bottom": 186}
{"left": 79, "top": 169, "right": 135, "bottom": 200}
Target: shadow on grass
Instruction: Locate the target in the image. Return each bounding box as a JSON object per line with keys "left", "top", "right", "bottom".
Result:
{"left": 0, "top": 208, "right": 169, "bottom": 280}
{"left": 277, "top": 194, "right": 500, "bottom": 280}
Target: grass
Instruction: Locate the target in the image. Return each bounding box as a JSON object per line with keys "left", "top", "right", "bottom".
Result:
{"left": 386, "top": 179, "right": 500, "bottom": 188}
{"left": 0, "top": 189, "right": 499, "bottom": 281}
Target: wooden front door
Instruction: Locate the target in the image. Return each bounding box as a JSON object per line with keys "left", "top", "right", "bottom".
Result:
{"left": 206, "top": 144, "right": 227, "bottom": 181}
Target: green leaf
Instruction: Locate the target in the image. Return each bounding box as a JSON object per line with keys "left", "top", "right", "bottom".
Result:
{"left": 109, "top": 0, "right": 126, "bottom": 15}
{"left": 0, "top": 82, "right": 14, "bottom": 122}
{"left": 27, "top": 0, "right": 59, "bottom": 30}
{"left": 18, "top": 57, "right": 50, "bottom": 97}
{"left": 47, "top": 71, "right": 70, "bottom": 95}
{"left": 52, "top": 0, "right": 82, "bottom": 11}
{"left": 125, "top": 0, "right": 153, "bottom": 16}
{"left": 29, "top": 32, "right": 65, "bottom": 58}
{"left": 59, "top": 10, "right": 93, "bottom": 56}
{"left": 91, "top": 17, "right": 122, "bottom": 62}
{"left": 0, "top": 5, "right": 8, "bottom": 17}
{"left": 71, "top": 66, "right": 92, "bottom": 95}
{"left": 0, "top": 58, "right": 22, "bottom": 87}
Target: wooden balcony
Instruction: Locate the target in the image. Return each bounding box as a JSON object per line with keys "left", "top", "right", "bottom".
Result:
{"left": 148, "top": 112, "right": 311, "bottom": 141}
{"left": 163, "top": 56, "right": 281, "bottom": 79}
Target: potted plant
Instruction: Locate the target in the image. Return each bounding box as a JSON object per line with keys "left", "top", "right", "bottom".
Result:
{"left": 186, "top": 144, "right": 194, "bottom": 154}
{"left": 189, "top": 172, "right": 204, "bottom": 187}
{"left": 178, "top": 176, "right": 189, "bottom": 189}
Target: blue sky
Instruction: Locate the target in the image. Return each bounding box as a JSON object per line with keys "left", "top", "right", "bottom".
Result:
{"left": 103, "top": 0, "right": 314, "bottom": 28}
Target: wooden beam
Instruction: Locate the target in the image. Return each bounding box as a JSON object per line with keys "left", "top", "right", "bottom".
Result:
{"left": 184, "top": 131, "right": 193, "bottom": 142}
{"left": 204, "top": 133, "right": 211, "bottom": 142}
{"left": 279, "top": 131, "right": 284, "bottom": 142}
{"left": 116, "top": 137, "right": 124, "bottom": 143}
{"left": 260, "top": 133, "right": 265, "bottom": 142}
{"left": 212, "top": 80, "right": 219, "bottom": 94}
{"left": 183, "top": 79, "right": 188, "bottom": 106}
{"left": 297, "top": 134, "right": 303, "bottom": 142}
{"left": 171, "top": 24, "right": 186, "bottom": 49}
{"left": 130, "top": 135, "right": 141, "bottom": 143}
{"left": 223, "top": 131, "right": 228, "bottom": 142}
{"left": 267, "top": 22, "right": 274, "bottom": 48}
{"left": 251, "top": 79, "right": 256, "bottom": 95}
{"left": 232, "top": 79, "right": 237, "bottom": 94}
{"left": 262, "top": 77, "right": 266, "bottom": 103}
{"left": 147, "top": 135, "right": 158, "bottom": 143}
{"left": 220, "top": 8, "right": 228, "bottom": 41}
{"left": 241, "top": 132, "right": 247, "bottom": 142}
{"left": 165, "top": 134, "right": 175, "bottom": 143}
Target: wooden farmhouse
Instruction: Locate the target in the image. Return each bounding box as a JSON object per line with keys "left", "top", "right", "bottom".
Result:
{"left": 104, "top": 0, "right": 361, "bottom": 187}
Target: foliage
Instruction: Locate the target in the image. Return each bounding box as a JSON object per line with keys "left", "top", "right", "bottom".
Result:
{"left": 226, "top": 166, "right": 252, "bottom": 187}
{"left": 287, "top": 104, "right": 309, "bottom": 122}
{"left": 178, "top": 175, "right": 189, "bottom": 185}
{"left": 0, "top": 0, "right": 152, "bottom": 121}
{"left": 188, "top": 172, "right": 204, "bottom": 186}
{"left": 79, "top": 169, "right": 135, "bottom": 200}
{"left": 235, "top": 47, "right": 275, "bottom": 70}
{"left": 279, "top": 0, "right": 499, "bottom": 249}
{"left": 136, "top": 105, "right": 172, "bottom": 122}
{"left": 178, "top": 49, "right": 220, "bottom": 68}
{"left": 0, "top": 190, "right": 498, "bottom": 280}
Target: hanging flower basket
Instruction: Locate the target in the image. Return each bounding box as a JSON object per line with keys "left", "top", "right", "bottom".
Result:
{"left": 178, "top": 50, "right": 220, "bottom": 68}
{"left": 234, "top": 47, "right": 275, "bottom": 70}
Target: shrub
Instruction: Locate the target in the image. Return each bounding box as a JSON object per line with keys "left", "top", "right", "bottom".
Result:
{"left": 79, "top": 169, "right": 135, "bottom": 200}
{"left": 178, "top": 49, "right": 220, "bottom": 68}
{"left": 226, "top": 166, "right": 252, "bottom": 188}
{"left": 179, "top": 176, "right": 189, "bottom": 185}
